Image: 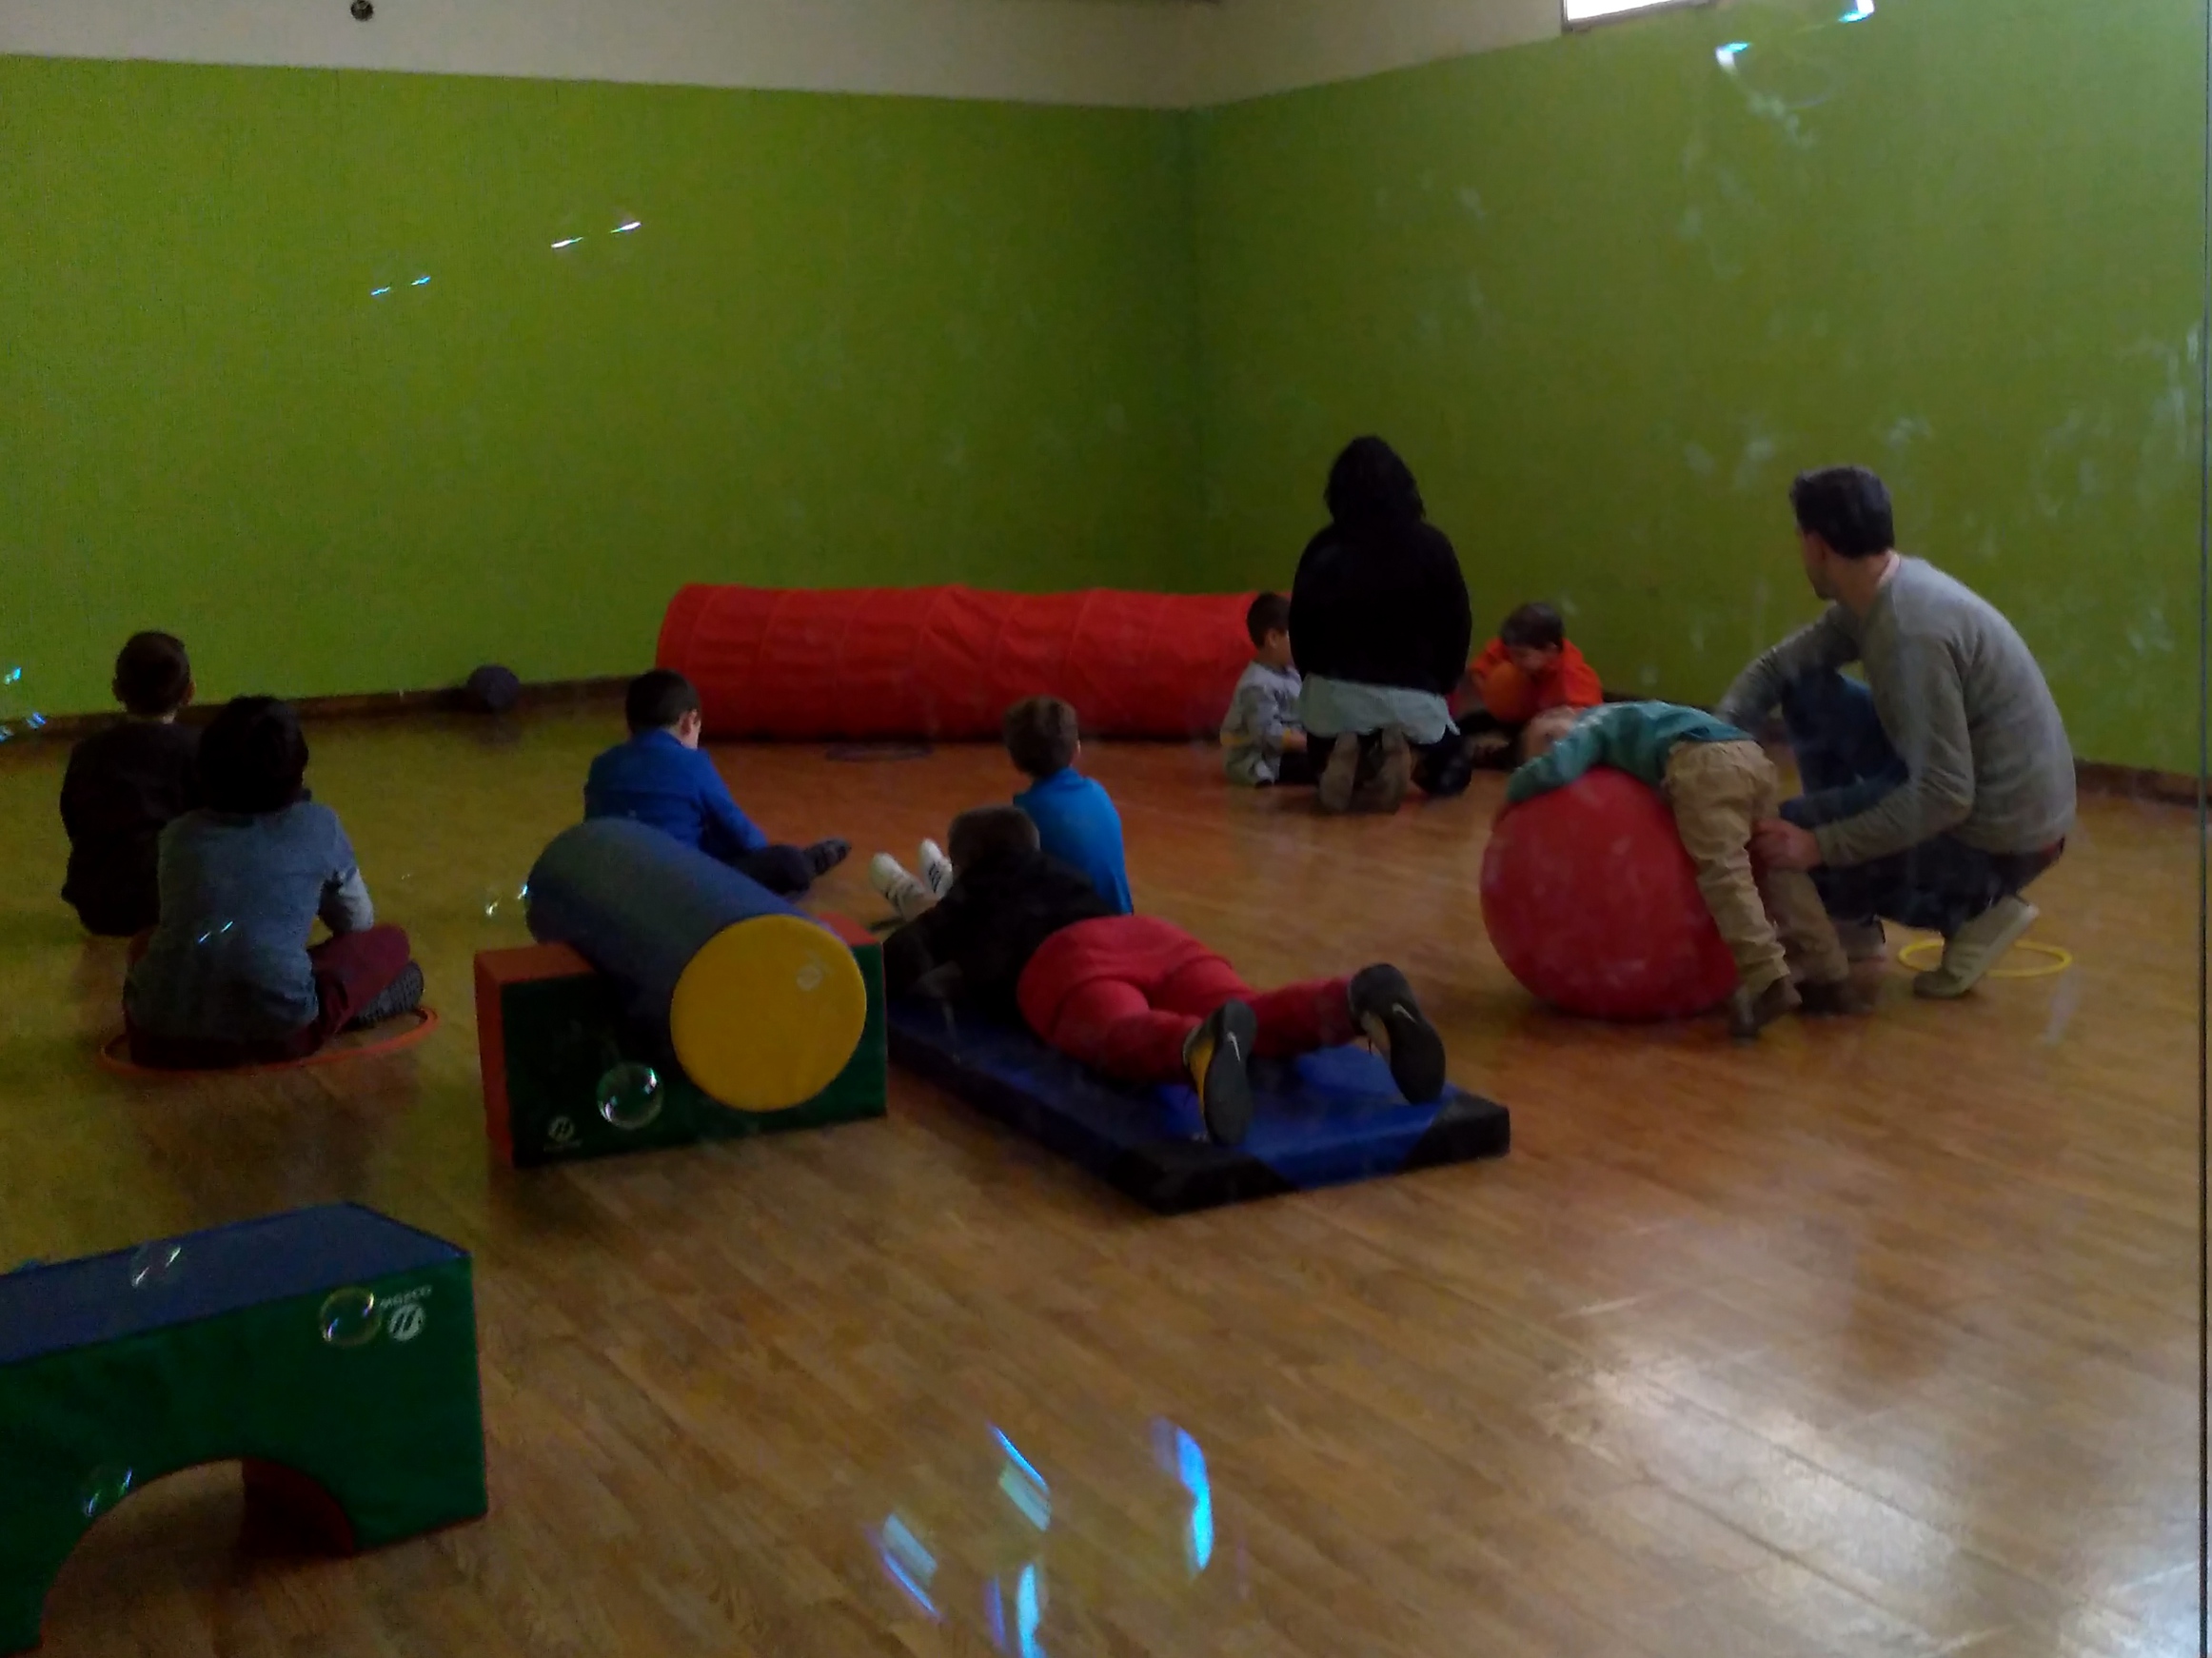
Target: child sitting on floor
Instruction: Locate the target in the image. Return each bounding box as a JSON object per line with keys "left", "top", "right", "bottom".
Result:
{"left": 585, "top": 669, "right": 849, "bottom": 897}
{"left": 123, "top": 697, "right": 424, "bottom": 1068}
{"left": 1509, "top": 702, "right": 1868, "bottom": 1038}
{"left": 61, "top": 631, "right": 203, "bottom": 937}
{"left": 871, "top": 694, "right": 1134, "bottom": 919}
{"left": 1461, "top": 602, "right": 1605, "bottom": 767}
{"left": 1220, "top": 592, "right": 1313, "bottom": 788}
{"left": 1003, "top": 695, "right": 1134, "bottom": 913}
{"left": 883, "top": 806, "right": 1447, "bottom": 1146}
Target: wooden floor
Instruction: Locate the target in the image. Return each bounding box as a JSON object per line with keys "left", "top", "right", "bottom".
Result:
{"left": 0, "top": 705, "right": 2199, "bottom": 1658}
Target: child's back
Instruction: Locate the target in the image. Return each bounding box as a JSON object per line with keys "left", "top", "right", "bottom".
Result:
{"left": 128, "top": 799, "right": 370, "bottom": 1040}
{"left": 61, "top": 632, "right": 200, "bottom": 936}
{"left": 1004, "top": 696, "right": 1134, "bottom": 914}
{"left": 63, "top": 722, "right": 202, "bottom": 936}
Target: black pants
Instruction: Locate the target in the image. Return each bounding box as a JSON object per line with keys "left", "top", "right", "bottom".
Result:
{"left": 730, "top": 844, "right": 815, "bottom": 897}
{"left": 1261, "top": 749, "right": 1323, "bottom": 788}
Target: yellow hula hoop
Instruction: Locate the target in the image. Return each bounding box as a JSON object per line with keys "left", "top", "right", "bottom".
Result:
{"left": 1894, "top": 938, "right": 2073, "bottom": 979}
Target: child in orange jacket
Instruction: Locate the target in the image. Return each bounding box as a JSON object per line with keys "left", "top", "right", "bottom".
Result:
{"left": 1460, "top": 602, "right": 1604, "bottom": 765}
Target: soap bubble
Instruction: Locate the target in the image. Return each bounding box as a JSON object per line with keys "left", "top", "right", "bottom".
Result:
{"left": 596, "top": 1062, "right": 662, "bottom": 1131}
{"left": 318, "top": 1286, "right": 382, "bottom": 1347}
{"left": 128, "top": 1242, "right": 182, "bottom": 1289}
{"left": 80, "top": 1464, "right": 135, "bottom": 1520}
{"left": 481, "top": 881, "right": 530, "bottom": 921}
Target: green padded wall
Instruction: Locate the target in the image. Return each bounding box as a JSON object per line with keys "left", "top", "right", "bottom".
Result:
{"left": 0, "top": 56, "right": 1201, "bottom": 717}
{"left": 1191, "top": 0, "right": 2203, "bottom": 773}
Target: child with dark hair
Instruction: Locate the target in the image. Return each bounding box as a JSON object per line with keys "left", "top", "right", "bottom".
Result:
{"left": 61, "top": 633, "right": 203, "bottom": 936}
{"left": 883, "top": 806, "right": 1447, "bottom": 1146}
{"left": 1220, "top": 592, "right": 1313, "bottom": 787}
{"left": 585, "top": 668, "right": 849, "bottom": 897}
{"left": 1459, "top": 602, "right": 1605, "bottom": 767}
{"left": 1003, "top": 696, "right": 1133, "bottom": 913}
{"left": 123, "top": 696, "right": 423, "bottom": 1067}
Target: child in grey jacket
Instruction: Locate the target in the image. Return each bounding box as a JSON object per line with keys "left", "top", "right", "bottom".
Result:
{"left": 1220, "top": 593, "right": 1313, "bottom": 787}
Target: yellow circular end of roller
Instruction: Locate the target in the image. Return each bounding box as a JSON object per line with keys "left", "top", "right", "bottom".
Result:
{"left": 669, "top": 914, "right": 868, "bottom": 1112}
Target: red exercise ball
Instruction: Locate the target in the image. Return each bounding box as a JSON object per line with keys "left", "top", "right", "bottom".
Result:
{"left": 1480, "top": 768, "right": 1741, "bottom": 1021}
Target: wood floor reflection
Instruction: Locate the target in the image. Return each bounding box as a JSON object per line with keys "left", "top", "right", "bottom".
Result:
{"left": 0, "top": 706, "right": 2194, "bottom": 1657}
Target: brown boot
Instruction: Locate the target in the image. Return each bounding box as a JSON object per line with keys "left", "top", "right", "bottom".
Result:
{"left": 1317, "top": 735, "right": 1360, "bottom": 815}
{"left": 1350, "top": 727, "right": 1412, "bottom": 815}
{"left": 1797, "top": 977, "right": 1877, "bottom": 1017}
{"left": 1726, "top": 977, "right": 1801, "bottom": 1040}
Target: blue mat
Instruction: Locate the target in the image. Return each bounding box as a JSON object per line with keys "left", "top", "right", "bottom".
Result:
{"left": 887, "top": 999, "right": 1510, "bottom": 1213}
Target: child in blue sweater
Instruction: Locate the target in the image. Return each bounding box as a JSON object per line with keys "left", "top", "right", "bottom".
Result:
{"left": 585, "top": 670, "right": 849, "bottom": 896}
{"left": 1509, "top": 702, "right": 1863, "bottom": 1038}
{"left": 869, "top": 694, "right": 1135, "bottom": 921}
{"left": 1005, "top": 696, "right": 1134, "bottom": 913}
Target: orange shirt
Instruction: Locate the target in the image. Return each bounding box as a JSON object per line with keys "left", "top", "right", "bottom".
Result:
{"left": 1465, "top": 638, "right": 1605, "bottom": 725}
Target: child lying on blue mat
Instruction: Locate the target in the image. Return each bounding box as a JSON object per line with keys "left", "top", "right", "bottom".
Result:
{"left": 882, "top": 806, "right": 1446, "bottom": 1147}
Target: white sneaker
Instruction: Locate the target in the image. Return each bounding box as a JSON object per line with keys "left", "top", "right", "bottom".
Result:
{"left": 918, "top": 839, "right": 956, "bottom": 899}
{"left": 869, "top": 854, "right": 936, "bottom": 922}
{"left": 1913, "top": 896, "right": 2038, "bottom": 1000}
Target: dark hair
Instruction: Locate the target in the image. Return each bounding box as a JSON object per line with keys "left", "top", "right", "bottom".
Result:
{"left": 1324, "top": 436, "right": 1425, "bottom": 528}
{"left": 1789, "top": 465, "right": 1894, "bottom": 559}
{"left": 1499, "top": 602, "right": 1565, "bottom": 653}
{"left": 113, "top": 631, "right": 191, "bottom": 717}
{"left": 1002, "top": 695, "right": 1080, "bottom": 779}
{"left": 625, "top": 668, "right": 701, "bottom": 734}
{"left": 948, "top": 805, "right": 1040, "bottom": 872}
{"left": 198, "top": 696, "right": 308, "bottom": 815}
{"left": 1245, "top": 592, "right": 1292, "bottom": 648}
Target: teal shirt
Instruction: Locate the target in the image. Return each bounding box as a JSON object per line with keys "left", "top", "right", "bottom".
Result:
{"left": 1505, "top": 702, "right": 1752, "bottom": 803}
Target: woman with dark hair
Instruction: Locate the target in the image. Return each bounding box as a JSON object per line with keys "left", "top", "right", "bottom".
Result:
{"left": 1289, "top": 437, "right": 1474, "bottom": 813}
{"left": 124, "top": 696, "right": 424, "bottom": 1068}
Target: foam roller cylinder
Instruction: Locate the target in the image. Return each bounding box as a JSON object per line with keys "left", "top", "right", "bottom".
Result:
{"left": 524, "top": 820, "right": 866, "bottom": 1111}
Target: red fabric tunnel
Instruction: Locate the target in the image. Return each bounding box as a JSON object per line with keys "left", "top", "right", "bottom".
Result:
{"left": 657, "top": 585, "right": 1261, "bottom": 740}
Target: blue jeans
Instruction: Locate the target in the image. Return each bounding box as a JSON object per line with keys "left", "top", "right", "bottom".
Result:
{"left": 1775, "top": 672, "right": 2058, "bottom": 936}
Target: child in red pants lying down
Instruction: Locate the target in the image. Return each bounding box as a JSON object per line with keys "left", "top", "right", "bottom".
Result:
{"left": 881, "top": 806, "right": 1448, "bottom": 1147}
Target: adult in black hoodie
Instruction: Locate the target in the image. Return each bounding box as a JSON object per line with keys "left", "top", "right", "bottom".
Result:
{"left": 1289, "top": 438, "right": 1474, "bottom": 808}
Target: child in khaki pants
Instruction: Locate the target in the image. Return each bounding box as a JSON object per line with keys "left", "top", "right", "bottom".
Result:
{"left": 1510, "top": 703, "right": 1866, "bottom": 1038}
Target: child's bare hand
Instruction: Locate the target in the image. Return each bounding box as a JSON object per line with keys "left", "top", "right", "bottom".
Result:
{"left": 1280, "top": 729, "right": 1309, "bottom": 753}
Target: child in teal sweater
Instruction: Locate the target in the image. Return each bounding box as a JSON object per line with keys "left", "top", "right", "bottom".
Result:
{"left": 1509, "top": 702, "right": 1864, "bottom": 1037}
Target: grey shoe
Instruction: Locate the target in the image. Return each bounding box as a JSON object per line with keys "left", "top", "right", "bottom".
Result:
{"left": 1913, "top": 896, "right": 2039, "bottom": 999}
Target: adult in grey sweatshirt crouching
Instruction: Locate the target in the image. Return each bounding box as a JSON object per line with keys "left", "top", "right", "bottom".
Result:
{"left": 1717, "top": 465, "right": 2074, "bottom": 1001}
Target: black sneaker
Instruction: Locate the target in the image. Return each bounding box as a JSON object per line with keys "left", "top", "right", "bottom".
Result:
{"left": 346, "top": 960, "right": 425, "bottom": 1031}
{"left": 1348, "top": 965, "right": 1447, "bottom": 1102}
{"left": 1182, "top": 1000, "right": 1256, "bottom": 1147}
{"left": 804, "top": 838, "right": 852, "bottom": 877}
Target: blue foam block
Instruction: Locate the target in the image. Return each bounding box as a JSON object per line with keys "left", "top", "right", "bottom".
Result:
{"left": 0, "top": 1205, "right": 463, "bottom": 1367}
{"left": 887, "top": 999, "right": 1510, "bottom": 1213}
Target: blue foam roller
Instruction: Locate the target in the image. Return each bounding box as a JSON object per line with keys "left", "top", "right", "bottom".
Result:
{"left": 525, "top": 819, "right": 807, "bottom": 1022}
